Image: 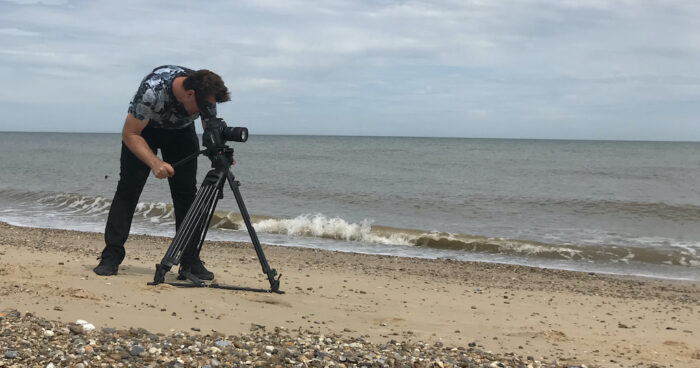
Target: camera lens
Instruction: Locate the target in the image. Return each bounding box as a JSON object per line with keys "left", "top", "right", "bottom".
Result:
{"left": 223, "top": 127, "right": 248, "bottom": 142}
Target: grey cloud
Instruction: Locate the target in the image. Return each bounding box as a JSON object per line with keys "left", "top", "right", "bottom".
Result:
{"left": 0, "top": 0, "right": 698, "bottom": 140}
{"left": 0, "top": 27, "right": 39, "bottom": 36}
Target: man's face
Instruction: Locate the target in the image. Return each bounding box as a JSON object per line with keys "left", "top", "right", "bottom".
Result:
{"left": 183, "top": 91, "right": 216, "bottom": 115}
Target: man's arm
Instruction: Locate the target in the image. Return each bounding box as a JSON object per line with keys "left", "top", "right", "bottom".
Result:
{"left": 122, "top": 114, "right": 174, "bottom": 179}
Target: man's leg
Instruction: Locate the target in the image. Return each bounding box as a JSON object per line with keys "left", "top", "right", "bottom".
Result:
{"left": 161, "top": 125, "right": 214, "bottom": 280}
{"left": 96, "top": 140, "right": 152, "bottom": 275}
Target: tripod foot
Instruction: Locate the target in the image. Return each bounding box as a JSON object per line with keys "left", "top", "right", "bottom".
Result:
{"left": 268, "top": 271, "right": 283, "bottom": 293}
{"left": 148, "top": 263, "right": 171, "bottom": 286}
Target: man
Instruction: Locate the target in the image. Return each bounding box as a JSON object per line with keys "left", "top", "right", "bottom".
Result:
{"left": 94, "top": 65, "right": 230, "bottom": 278}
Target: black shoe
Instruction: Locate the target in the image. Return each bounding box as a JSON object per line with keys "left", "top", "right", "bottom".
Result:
{"left": 93, "top": 256, "right": 119, "bottom": 276}
{"left": 180, "top": 258, "right": 214, "bottom": 280}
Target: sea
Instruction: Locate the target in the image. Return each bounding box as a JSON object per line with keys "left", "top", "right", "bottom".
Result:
{"left": 1, "top": 132, "right": 699, "bottom": 281}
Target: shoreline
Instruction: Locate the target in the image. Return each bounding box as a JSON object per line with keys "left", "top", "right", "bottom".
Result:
{"left": 3, "top": 217, "right": 698, "bottom": 284}
{"left": 0, "top": 221, "right": 698, "bottom": 367}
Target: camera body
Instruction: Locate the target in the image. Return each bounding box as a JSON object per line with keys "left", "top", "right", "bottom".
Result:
{"left": 199, "top": 98, "right": 248, "bottom": 152}
{"left": 199, "top": 102, "right": 248, "bottom": 169}
{"left": 202, "top": 117, "right": 248, "bottom": 151}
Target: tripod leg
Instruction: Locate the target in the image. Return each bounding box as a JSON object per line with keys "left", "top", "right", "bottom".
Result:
{"left": 151, "top": 186, "right": 217, "bottom": 285}
{"left": 149, "top": 185, "right": 211, "bottom": 284}
{"left": 149, "top": 170, "right": 226, "bottom": 285}
{"left": 226, "top": 171, "right": 282, "bottom": 292}
{"left": 177, "top": 183, "right": 222, "bottom": 281}
{"left": 192, "top": 184, "right": 221, "bottom": 260}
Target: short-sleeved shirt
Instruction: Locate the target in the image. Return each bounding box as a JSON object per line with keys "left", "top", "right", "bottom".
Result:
{"left": 128, "top": 65, "right": 200, "bottom": 129}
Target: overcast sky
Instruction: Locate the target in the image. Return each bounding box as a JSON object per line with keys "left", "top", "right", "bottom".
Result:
{"left": 1, "top": 0, "right": 699, "bottom": 140}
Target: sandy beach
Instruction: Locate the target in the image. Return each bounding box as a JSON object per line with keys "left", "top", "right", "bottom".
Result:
{"left": 0, "top": 221, "right": 698, "bottom": 367}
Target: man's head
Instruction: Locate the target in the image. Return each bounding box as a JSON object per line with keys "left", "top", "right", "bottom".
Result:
{"left": 181, "top": 69, "right": 230, "bottom": 115}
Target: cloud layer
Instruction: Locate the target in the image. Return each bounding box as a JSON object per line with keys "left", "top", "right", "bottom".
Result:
{"left": 1, "top": 0, "right": 699, "bottom": 139}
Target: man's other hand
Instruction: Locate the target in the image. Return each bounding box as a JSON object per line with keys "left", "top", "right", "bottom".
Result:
{"left": 151, "top": 161, "right": 175, "bottom": 179}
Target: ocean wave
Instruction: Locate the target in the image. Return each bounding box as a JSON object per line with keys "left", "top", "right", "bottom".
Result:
{"left": 1, "top": 189, "right": 698, "bottom": 267}
{"left": 411, "top": 233, "right": 699, "bottom": 266}
{"left": 209, "top": 212, "right": 699, "bottom": 267}
{"left": 0, "top": 190, "right": 175, "bottom": 221}
{"left": 39, "top": 192, "right": 112, "bottom": 215}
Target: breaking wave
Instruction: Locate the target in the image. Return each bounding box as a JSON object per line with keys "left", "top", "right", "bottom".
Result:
{"left": 1, "top": 189, "right": 698, "bottom": 267}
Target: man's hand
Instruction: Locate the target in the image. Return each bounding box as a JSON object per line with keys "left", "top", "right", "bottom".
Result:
{"left": 151, "top": 160, "right": 175, "bottom": 179}
{"left": 121, "top": 114, "right": 175, "bottom": 179}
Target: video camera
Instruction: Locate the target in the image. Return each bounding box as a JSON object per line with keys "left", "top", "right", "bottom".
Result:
{"left": 199, "top": 100, "right": 248, "bottom": 148}
{"left": 198, "top": 101, "right": 248, "bottom": 168}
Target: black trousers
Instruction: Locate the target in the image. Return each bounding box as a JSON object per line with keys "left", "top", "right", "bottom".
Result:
{"left": 102, "top": 124, "right": 199, "bottom": 263}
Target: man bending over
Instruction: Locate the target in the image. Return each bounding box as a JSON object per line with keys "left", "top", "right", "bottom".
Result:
{"left": 94, "top": 65, "right": 230, "bottom": 279}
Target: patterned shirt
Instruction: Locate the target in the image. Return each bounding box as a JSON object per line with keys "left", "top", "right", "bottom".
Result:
{"left": 128, "top": 65, "right": 202, "bottom": 129}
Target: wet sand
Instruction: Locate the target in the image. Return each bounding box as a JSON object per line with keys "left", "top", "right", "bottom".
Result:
{"left": 0, "top": 222, "right": 698, "bottom": 367}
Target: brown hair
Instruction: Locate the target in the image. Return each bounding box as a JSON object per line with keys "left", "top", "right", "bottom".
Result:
{"left": 183, "top": 69, "right": 231, "bottom": 103}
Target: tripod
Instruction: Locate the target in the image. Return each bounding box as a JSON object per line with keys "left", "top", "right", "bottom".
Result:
{"left": 148, "top": 145, "right": 283, "bottom": 294}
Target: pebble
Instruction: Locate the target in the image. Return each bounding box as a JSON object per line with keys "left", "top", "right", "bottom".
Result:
{"left": 70, "top": 324, "right": 88, "bottom": 335}
{"left": 75, "top": 319, "right": 95, "bottom": 331}
{"left": 131, "top": 344, "right": 145, "bottom": 356}
{"left": 0, "top": 309, "right": 582, "bottom": 368}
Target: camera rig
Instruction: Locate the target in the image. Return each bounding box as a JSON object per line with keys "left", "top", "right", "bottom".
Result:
{"left": 148, "top": 105, "right": 283, "bottom": 294}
